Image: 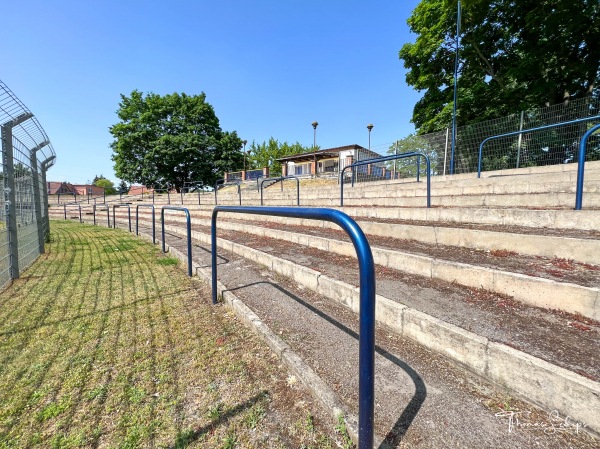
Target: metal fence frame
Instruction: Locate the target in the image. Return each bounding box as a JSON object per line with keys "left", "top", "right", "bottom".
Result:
{"left": 136, "top": 204, "right": 156, "bottom": 244}
{"left": 0, "top": 81, "right": 56, "bottom": 286}
{"left": 341, "top": 152, "right": 431, "bottom": 207}
{"left": 161, "top": 206, "right": 192, "bottom": 276}
{"left": 260, "top": 176, "right": 300, "bottom": 206}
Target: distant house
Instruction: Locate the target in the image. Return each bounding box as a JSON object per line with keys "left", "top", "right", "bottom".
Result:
{"left": 128, "top": 185, "right": 151, "bottom": 195}
{"left": 277, "top": 144, "right": 383, "bottom": 177}
{"left": 47, "top": 182, "right": 104, "bottom": 196}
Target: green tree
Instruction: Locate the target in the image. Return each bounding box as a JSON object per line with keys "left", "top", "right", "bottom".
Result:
{"left": 387, "top": 134, "right": 440, "bottom": 177}
{"left": 247, "top": 138, "right": 313, "bottom": 175}
{"left": 93, "top": 176, "right": 117, "bottom": 195}
{"left": 109, "top": 90, "right": 243, "bottom": 190}
{"left": 400, "top": 0, "right": 600, "bottom": 133}
{"left": 117, "top": 180, "right": 129, "bottom": 194}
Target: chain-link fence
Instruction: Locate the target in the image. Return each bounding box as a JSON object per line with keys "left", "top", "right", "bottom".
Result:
{"left": 350, "top": 96, "right": 600, "bottom": 185}
{"left": 0, "top": 80, "right": 56, "bottom": 288}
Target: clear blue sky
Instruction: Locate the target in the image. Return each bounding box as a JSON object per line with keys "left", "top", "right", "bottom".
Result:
{"left": 3, "top": 0, "right": 422, "bottom": 184}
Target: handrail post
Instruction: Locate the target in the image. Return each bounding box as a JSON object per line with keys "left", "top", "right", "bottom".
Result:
{"left": 161, "top": 206, "right": 192, "bottom": 276}
{"left": 136, "top": 204, "right": 156, "bottom": 243}
{"left": 211, "top": 206, "right": 375, "bottom": 448}
{"left": 575, "top": 123, "right": 600, "bottom": 210}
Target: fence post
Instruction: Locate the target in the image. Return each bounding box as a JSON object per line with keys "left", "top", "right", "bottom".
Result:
{"left": 40, "top": 157, "right": 54, "bottom": 241}
{"left": 516, "top": 110, "right": 525, "bottom": 169}
{"left": 30, "top": 145, "right": 46, "bottom": 253}
{"left": 1, "top": 123, "right": 21, "bottom": 279}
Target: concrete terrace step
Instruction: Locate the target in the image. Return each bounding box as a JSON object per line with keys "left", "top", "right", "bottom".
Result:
{"left": 126, "top": 218, "right": 600, "bottom": 444}
{"left": 117, "top": 206, "right": 600, "bottom": 263}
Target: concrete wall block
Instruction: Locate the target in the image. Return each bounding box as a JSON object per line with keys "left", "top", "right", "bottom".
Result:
{"left": 317, "top": 275, "right": 360, "bottom": 312}
{"left": 327, "top": 239, "right": 355, "bottom": 258}
{"left": 486, "top": 342, "right": 600, "bottom": 433}
{"left": 403, "top": 308, "right": 489, "bottom": 374}
{"left": 375, "top": 295, "right": 405, "bottom": 334}
{"left": 432, "top": 260, "right": 496, "bottom": 291}
{"left": 292, "top": 265, "right": 320, "bottom": 291}
{"left": 492, "top": 272, "right": 599, "bottom": 320}
{"left": 384, "top": 250, "right": 433, "bottom": 278}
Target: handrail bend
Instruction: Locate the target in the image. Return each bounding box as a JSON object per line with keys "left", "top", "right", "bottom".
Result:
{"left": 575, "top": 123, "right": 600, "bottom": 210}
{"left": 214, "top": 179, "right": 241, "bottom": 206}
{"left": 211, "top": 206, "right": 375, "bottom": 449}
{"left": 92, "top": 204, "right": 110, "bottom": 227}
{"left": 112, "top": 204, "right": 131, "bottom": 232}
{"left": 161, "top": 206, "right": 192, "bottom": 276}
{"left": 259, "top": 176, "right": 300, "bottom": 206}
{"left": 136, "top": 204, "right": 156, "bottom": 244}
{"left": 63, "top": 203, "right": 82, "bottom": 222}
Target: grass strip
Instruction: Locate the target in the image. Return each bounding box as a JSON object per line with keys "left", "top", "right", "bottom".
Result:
{"left": 0, "top": 221, "right": 346, "bottom": 448}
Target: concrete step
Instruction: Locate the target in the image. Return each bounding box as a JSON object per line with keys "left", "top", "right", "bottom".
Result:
{"left": 124, "top": 218, "right": 600, "bottom": 443}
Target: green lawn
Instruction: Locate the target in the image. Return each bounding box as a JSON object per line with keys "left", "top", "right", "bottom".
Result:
{"left": 0, "top": 221, "right": 344, "bottom": 448}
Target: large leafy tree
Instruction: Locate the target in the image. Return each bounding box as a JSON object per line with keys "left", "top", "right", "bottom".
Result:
{"left": 247, "top": 138, "right": 314, "bottom": 175}
{"left": 400, "top": 0, "right": 600, "bottom": 133}
{"left": 110, "top": 91, "right": 243, "bottom": 189}
{"left": 92, "top": 175, "right": 117, "bottom": 195}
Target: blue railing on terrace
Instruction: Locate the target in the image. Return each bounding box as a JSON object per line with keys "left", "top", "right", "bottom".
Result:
{"left": 214, "top": 179, "right": 241, "bottom": 206}
{"left": 161, "top": 206, "right": 192, "bottom": 276}
{"left": 576, "top": 124, "right": 600, "bottom": 210}
{"left": 211, "top": 206, "right": 376, "bottom": 449}
{"left": 477, "top": 116, "right": 600, "bottom": 177}
{"left": 341, "top": 152, "right": 431, "bottom": 207}
{"left": 259, "top": 176, "right": 300, "bottom": 206}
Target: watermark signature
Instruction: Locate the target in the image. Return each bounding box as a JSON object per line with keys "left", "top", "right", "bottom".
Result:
{"left": 495, "top": 410, "right": 587, "bottom": 434}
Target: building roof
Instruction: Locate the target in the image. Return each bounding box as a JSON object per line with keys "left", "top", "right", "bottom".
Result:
{"left": 277, "top": 144, "right": 372, "bottom": 163}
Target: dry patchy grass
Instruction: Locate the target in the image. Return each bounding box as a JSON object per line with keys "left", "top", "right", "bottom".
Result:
{"left": 0, "top": 221, "right": 346, "bottom": 448}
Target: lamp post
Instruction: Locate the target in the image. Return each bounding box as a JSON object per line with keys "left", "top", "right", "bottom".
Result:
{"left": 367, "top": 124, "right": 374, "bottom": 152}
{"left": 450, "top": 0, "right": 461, "bottom": 175}
{"left": 242, "top": 139, "right": 247, "bottom": 172}
{"left": 312, "top": 121, "right": 318, "bottom": 177}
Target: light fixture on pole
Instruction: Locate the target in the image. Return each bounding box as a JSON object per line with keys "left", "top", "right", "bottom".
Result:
{"left": 367, "top": 124, "right": 374, "bottom": 152}
{"left": 312, "top": 121, "right": 318, "bottom": 177}
{"left": 242, "top": 139, "right": 247, "bottom": 172}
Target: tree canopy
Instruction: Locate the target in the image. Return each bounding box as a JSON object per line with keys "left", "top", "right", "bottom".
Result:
{"left": 387, "top": 134, "right": 440, "bottom": 177}
{"left": 400, "top": 0, "right": 600, "bottom": 133}
{"left": 110, "top": 91, "right": 243, "bottom": 189}
{"left": 92, "top": 175, "right": 117, "bottom": 195}
{"left": 246, "top": 138, "right": 315, "bottom": 175}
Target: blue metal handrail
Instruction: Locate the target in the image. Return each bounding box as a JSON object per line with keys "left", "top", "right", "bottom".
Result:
{"left": 211, "top": 206, "right": 376, "bottom": 449}
{"left": 214, "top": 179, "right": 241, "bottom": 206}
{"left": 340, "top": 152, "right": 431, "bottom": 207}
{"left": 477, "top": 115, "right": 600, "bottom": 177}
{"left": 63, "top": 203, "right": 82, "bottom": 222}
{"left": 161, "top": 206, "right": 192, "bottom": 276}
{"left": 260, "top": 176, "right": 300, "bottom": 206}
{"left": 575, "top": 123, "right": 600, "bottom": 210}
{"left": 136, "top": 204, "right": 156, "bottom": 244}
{"left": 152, "top": 188, "right": 171, "bottom": 205}
{"left": 92, "top": 204, "right": 110, "bottom": 227}
{"left": 57, "top": 192, "right": 76, "bottom": 204}
{"left": 112, "top": 204, "right": 131, "bottom": 232}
